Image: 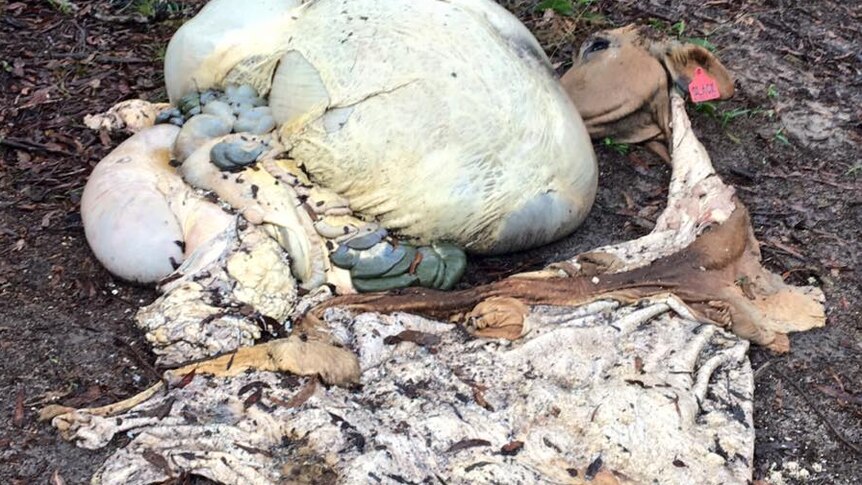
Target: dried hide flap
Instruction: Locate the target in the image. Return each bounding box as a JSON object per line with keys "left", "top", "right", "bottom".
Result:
{"left": 45, "top": 94, "right": 824, "bottom": 484}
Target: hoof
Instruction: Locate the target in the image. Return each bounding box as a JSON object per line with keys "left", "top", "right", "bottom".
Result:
{"left": 225, "top": 84, "right": 267, "bottom": 108}
{"left": 234, "top": 106, "right": 276, "bottom": 134}
{"left": 353, "top": 273, "right": 420, "bottom": 293}
{"left": 330, "top": 244, "right": 359, "bottom": 269}
{"left": 201, "top": 100, "right": 236, "bottom": 126}
{"left": 380, "top": 244, "right": 417, "bottom": 277}
{"left": 174, "top": 113, "right": 233, "bottom": 162}
{"left": 154, "top": 107, "right": 184, "bottom": 126}
{"left": 414, "top": 247, "right": 442, "bottom": 287}
{"left": 350, "top": 242, "right": 407, "bottom": 278}
{"left": 433, "top": 242, "right": 466, "bottom": 290}
{"left": 210, "top": 138, "right": 267, "bottom": 171}
{"left": 345, "top": 228, "right": 387, "bottom": 250}
{"left": 177, "top": 92, "right": 202, "bottom": 116}
{"left": 330, "top": 236, "right": 467, "bottom": 292}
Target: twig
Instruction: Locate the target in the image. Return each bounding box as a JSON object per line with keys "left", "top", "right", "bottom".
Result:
{"left": 760, "top": 172, "right": 858, "bottom": 191}
{"left": 113, "top": 337, "right": 165, "bottom": 386}
{"left": 93, "top": 12, "right": 151, "bottom": 24}
{"left": 760, "top": 241, "right": 806, "bottom": 261}
{"left": 771, "top": 366, "right": 862, "bottom": 456}
{"left": 753, "top": 361, "right": 772, "bottom": 380}
{"left": 49, "top": 52, "right": 149, "bottom": 64}
{"left": 0, "top": 137, "right": 74, "bottom": 156}
{"left": 93, "top": 56, "right": 149, "bottom": 64}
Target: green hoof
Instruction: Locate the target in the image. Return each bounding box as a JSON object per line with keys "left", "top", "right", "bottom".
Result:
{"left": 330, "top": 244, "right": 359, "bottom": 269}
{"left": 225, "top": 84, "right": 266, "bottom": 107}
{"left": 350, "top": 242, "right": 406, "bottom": 279}
{"left": 155, "top": 107, "right": 183, "bottom": 125}
{"left": 353, "top": 273, "right": 420, "bottom": 293}
{"left": 432, "top": 254, "right": 447, "bottom": 289}
{"left": 210, "top": 140, "right": 266, "bottom": 172}
{"left": 234, "top": 107, "right": 276, "bottom": 135}
{"left": 201, "top": 100, "right": 236, "bottom": 126}
{"left": 331, "top": 236, "right": 466, "bottom": 293}
{"left": 380, "top": 244, "right": 417, "bottom": 277}
{"left": 199, "top": 90, "right": 219, "bottom": 105}
{"left": 178, "top": 92, "right": 201, "bottom": 116}
{"left": 434, "top": 243, "right": 466, "bottom": 290}
{"left": 345, "top": 228, "right": 387, "bottom": 250}
{"left": 414, "top": 247, "right": 443, "bottom": 287}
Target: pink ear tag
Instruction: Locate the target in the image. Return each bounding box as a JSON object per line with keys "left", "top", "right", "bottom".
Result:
{"left": 688, "top": 67, "right": 721, "bottom": 103}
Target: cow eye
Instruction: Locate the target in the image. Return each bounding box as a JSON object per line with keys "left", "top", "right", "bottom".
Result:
{"left": 585, "top": 38, "right": 610, "bottom": 55}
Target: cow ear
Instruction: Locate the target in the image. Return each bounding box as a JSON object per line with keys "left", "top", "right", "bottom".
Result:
{"left": 654, "top": 42, "right": 735, "bottom": 100}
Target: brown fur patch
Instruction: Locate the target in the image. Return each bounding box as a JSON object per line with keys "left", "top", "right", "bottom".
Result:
{"left": 561, "top": 24, "right": 735, "bottom": 159}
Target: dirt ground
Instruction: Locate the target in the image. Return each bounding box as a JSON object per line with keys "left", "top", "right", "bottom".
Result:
{"left": 1, "top": 1, "right": 859, "bottom": 484}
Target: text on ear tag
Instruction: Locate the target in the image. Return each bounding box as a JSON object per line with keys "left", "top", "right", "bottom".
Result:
{"left": 689, "top": 67, "right": 721, "bottom": 103}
